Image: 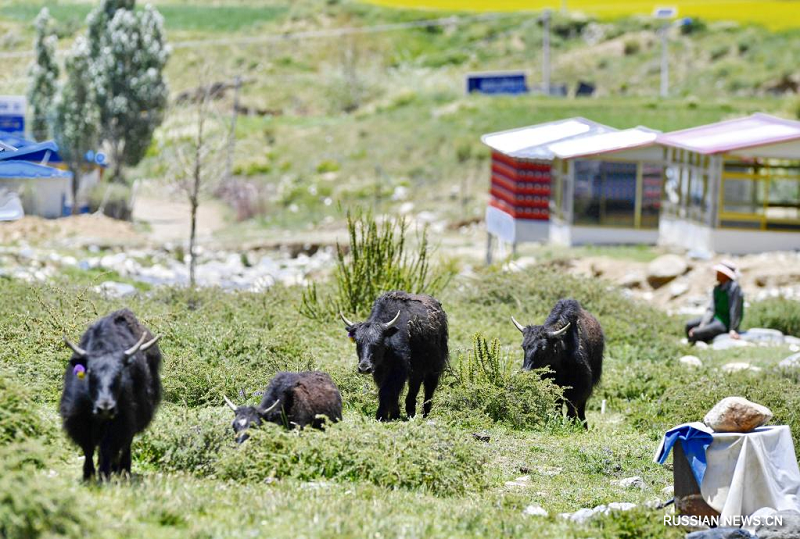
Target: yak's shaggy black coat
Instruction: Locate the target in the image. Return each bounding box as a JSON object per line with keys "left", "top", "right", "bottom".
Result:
{"left": 344, "top": 291, "right": 448, "bottom": 421}
{"left": 517, "top": 299, "right": 603, "bottom": 426}
{"left": 230, "top": 371, "right": 342, "bottom": 443}
{"left": 59, "top": 309, "right": 162, "bottom": 479}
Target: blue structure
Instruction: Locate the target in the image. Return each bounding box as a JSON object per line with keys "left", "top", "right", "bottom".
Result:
{"left": 466, "top": 71, "right": 529, "bottom": 95}
{"left": 0, "top": 140, "right": 61, "bottom": 166}
{"left": 0, "top": 154, "right": 73, "bottom": 219}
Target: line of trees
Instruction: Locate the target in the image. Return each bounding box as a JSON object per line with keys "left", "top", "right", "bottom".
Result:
{"left": 27, "top": 0, "right": 170, "bottom": 213}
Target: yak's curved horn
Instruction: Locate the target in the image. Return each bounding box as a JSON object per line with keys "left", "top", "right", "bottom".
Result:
{"left": 123, "top": 333, "right": 148, "bottom": 357}
{"left": 259, "top": 399, "right": 280, "bottom": 415}
{"left": 139, "top": 335, "right": 161, "bottom": 353}
{"left": 339, "top": 311, "right": 356, "bottom": 327}
{"left": 223, "top": 394, "right": 238, "bottom": 412}
{"left": 383, "top": 311, "right": 401, "bottom": 330}
{"left": 548, "top": 322, "right": 571, "bottom": 338}
{"left": 64, "top": 337, "right": 87, "bottom": 357}
{"left": 510, "top": 316, "right": 526, "bottom": 333}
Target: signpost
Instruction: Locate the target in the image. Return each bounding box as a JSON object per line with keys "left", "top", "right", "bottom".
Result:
{"left": 465, "top": 71, "right": 529, "bottom": 95}
{"left": 653, "top": 7, "right": 677, "bottom": 98}
{"left": 0, "top": 96, "right": 26, "bottom": 135}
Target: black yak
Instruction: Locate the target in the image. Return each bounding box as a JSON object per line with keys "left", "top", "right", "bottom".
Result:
{"left": 224, "top": 371, "right": 342, "bottom": 443}
{"left": 340, "top": 291, "right": 448, "bottom": 421}
{"left": 511, "top": 299, "right": 603, "bottom": 427}
{"left": 59, "top": 309, "right": 162, "bottom": 480}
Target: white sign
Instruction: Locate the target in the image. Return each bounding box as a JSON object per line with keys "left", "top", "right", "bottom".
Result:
{"left": 0, "top": 95, "right": 26, "bottom": 134}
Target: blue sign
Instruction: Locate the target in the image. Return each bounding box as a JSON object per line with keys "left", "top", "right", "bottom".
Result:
{"left": 0, "top": 96, "right": 26, "bottom": 135}
{"left": 466, "top": 72, "right": 528, "bottom": 96}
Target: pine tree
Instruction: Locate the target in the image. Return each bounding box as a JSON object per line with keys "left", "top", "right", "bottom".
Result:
{"left": 88, "top": 1, "right": 169, "bottom": 183}
{"left": 52, "top": 36, "right": 100, "bottom": 214}
{"left": 27, "top": 8, "right": 59, "bottom": 141}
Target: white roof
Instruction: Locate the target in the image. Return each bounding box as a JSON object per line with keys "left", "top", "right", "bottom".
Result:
{"left": 481, "top": 118, "right": 615, "bottom": 160}
{"left": 548, "top": 127, "right": 660, "bottom": 159}
{"left": 657, "top": 113, "right": 800, "bottom": 156}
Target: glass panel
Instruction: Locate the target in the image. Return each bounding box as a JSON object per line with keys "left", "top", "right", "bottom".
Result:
{"left": 767, "top": 178, "right": 800, "bottom": 221}
{"left": 722, "top": 178, "right": 765, "bottom": 215}
{"left": 573, "top": 160, "right": 636, "bottom": 227}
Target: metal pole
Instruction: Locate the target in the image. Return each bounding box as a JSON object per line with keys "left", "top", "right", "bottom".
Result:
{"left": 660, "top": 25, "right": 669, "bottom": 98}
{"left": 542, "top": 10, "right": 551, "bottom": 95}
{"left": 225, "top": 76, "right": 242, "bottom": 182}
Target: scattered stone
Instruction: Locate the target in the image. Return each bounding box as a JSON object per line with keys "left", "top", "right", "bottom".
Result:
{"left": 613, "top": 476, "right": 645, "bottom": 489}
{"left": 779, "top": 353, "right": 800, "bottom": 369}
{"left": 647, "top": 254, "right": 688, "bottom": 289}
{"left": 504, "top": 475, "right": 531, "bottom": 487}
{"left": 721, "top": 362, "right": 761, "bottom": 374}
{"left": 695, "top": 341, "right": 709, "bottom": 350}
{"left": 669, "top": 282, "right": 690, "bottom": 298}
{"left": 472, "top": 432, "right": 490, "bottom": 442}
{"left": 740, "top": 327, "right": 784, "bottom": 344}
{"left": 785, "top": 336, "right": 800, "bottom": 346}
{"left": 606, "top": 502, "right": 637, "bottom": 512}
{"left": 679, "top": 355, "right": 703, "bottom": 368}
{"left": 619, "top": 271, "right": 644, "bottom": 289}
{"left": 712, "top": 336, "right": 752, "bottom": 350}
{"left": 754, "top": 509, "right": 800, "bottom": 539}
{"left": 661, "top": 485, "right": 674, "bottom": 497}
{"left": 569, "top": 507, "right": 596, "bottom": 524}
{"left": 704, "top": 396, "right": 773, "bottom": 433}
{"left": 522, "top": 504, "right": 548, "bottom": 517}
{"left": 685, "top": 528, "right": 755, "bottom": 539}
{"left": 790, "top": 344, "right": 800, "bottom": 353}
{"left": 93, "top": 281, "right": 137, "bottom": 298}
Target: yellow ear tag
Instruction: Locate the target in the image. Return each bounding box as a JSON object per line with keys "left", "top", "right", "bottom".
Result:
{"left": 73, "top": 365, "right": 86, "bottom": 379}
{"left": 77, "top": 371, "right": 85, "bottom": 379}
{"left": 349, "top": 336, "right": 356, "bottom": 344}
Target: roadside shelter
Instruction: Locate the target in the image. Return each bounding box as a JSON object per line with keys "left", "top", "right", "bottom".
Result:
{"left": 657, "top": 113, "right": 800, "bottom": 253}
{"left": 547, "top": 127, "right": 663, "bottom": 246}
{"left": 480, "top": 117, "right": 614, "bottom": 260}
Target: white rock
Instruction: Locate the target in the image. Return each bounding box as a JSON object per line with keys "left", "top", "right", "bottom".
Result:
{"left": 613, "top": 476, "right": 645, "bottom": 489}
{"left": 504, "top": 475, "right": 531, "bottom": 487}
{"left": 790, "top": 345, "right": 800, "bottom": 353}
{"left": 712, "top": 336, "right": 752, "bottom": 350}
{"left": 785, "top": 336, "right": 800, "bottom": 346}
{"left": 661, "top": 485, "right": 674, "bottom": 496}
{"left": 695, "top": 341, "right": 709, "bottom": 350}
{"left": 607, "top": 502, "right": 637, "bottom": 512}
{"left": 779, "top": 353, "right": 800, "bottom": 369}
{"left": 721, "top": 362, "right": 761, "bottom": 373}
{"left": 569, "top": 508, "right": 596, "bottom": 524}
{"left": 523, "top": 504, "right": 548, "bottom": 517}
{"left": 703, "top": 396, "right": 773, "bottom": 433}
{"left": 669, "top": 282, "right": 690, "bottom": 298}
{"left": 679, "top": 355, "right": 702, "bottom": 368}
{"left": 398, "top": 202, "right": 415, "bottom": 214}
{"left": 646, "top": 254, "right": 688, "bottom": 288}
{"left": 740, "top": 328, "right": 784, "bottom": 344}
{"left": 93, "top": 281, "right": 137, "bottom": 298}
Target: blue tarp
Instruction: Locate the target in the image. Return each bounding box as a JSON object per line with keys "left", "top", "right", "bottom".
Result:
{"left": 655, "top": 422, "right": 714, "bottom": 487}
{"left": 0, "top": 161, "right": 72, "bottom": 179}
{"left": 0, "top": 141, "right": 61, "bottom": 164}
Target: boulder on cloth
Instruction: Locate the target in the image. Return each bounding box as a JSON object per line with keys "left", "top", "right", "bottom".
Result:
{"left": 754, "top": 509, "right": 800, "bottom": 539}
{"left": 646, "top": 254, "right": 688, "bottom": 288}
{"left": 704, "top": 397, "right": 773, "bottom": 433}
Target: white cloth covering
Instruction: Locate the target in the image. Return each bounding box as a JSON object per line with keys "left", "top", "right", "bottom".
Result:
{"left": 701, "top": 425, "right": 800, "bottom": 520}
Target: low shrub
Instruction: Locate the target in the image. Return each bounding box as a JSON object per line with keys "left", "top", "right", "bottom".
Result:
{"left": 215, "top": 418, "right": 489, "bottom": 496}
{"left": 0, "top": 374, "right": 45, "bottom": 444}
{"left": 437, "top": 334, "right": 564, "bottom": 430}
{"left": 138, "top": 407, "right": 488, "bottom": 496}
{"left": 0, "top": 442, "right": 90, "bottom": 539}
{"left": 746, "top": 297, "right": 800, "bottom": 337}
{"left": 89, "top": 183, "right": 132, "bottom": 221}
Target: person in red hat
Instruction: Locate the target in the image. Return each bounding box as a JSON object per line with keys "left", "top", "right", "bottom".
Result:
{"left": 685, "top": 262, "right": 744, "bottom": 344}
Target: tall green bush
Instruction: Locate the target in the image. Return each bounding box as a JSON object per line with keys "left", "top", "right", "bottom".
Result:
{"left": 438, "top": 334, "right": 564, "bottom": 430}
{"left": 301, "top": 211, "right": 451, "bottom": 319}
{"left": 746, "top": 297, "right": 800, "bottom": 337}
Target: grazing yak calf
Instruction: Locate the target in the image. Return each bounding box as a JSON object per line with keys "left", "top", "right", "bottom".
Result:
{"left": 511, "top": 299, "right": 603, "bottom": 427}
{"left": 340, "top": 291, "right": 448, "bottom": 421}
{"left": 59, "top": 309, "right": 162, "bottom": 480}
{"left": 225, "top": 371, "right": 342, "bottom": 443}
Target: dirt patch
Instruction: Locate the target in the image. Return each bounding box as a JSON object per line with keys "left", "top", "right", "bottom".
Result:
{"left": 0, "top": 215, "right": 142, "bottom": 246}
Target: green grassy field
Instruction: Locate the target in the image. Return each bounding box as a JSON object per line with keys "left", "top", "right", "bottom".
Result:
{"left": 2, "top": 255, "right": 800, "bottom": 538}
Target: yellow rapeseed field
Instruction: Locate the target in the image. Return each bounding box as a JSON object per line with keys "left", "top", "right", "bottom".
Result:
{"left": 363, "top": 0, "right": 800, "bottom": 30}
